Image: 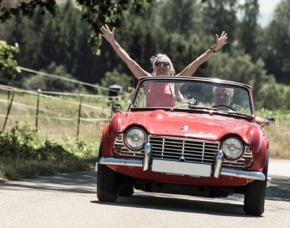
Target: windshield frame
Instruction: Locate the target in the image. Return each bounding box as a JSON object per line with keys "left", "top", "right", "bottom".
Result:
{"left": 129, "top": 76, "right": 254, "bottom": 119}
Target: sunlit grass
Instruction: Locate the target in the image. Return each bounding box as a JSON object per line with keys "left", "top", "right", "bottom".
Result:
{"left": 0, "top": 89, "right": 112, "bottom": 140}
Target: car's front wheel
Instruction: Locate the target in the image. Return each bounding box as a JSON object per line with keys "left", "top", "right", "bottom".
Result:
{"left": 97, "top": 164, "right": 118, "bottom": 202}
{"left": 243, "top": 152, "right": 269, "bottom": 216}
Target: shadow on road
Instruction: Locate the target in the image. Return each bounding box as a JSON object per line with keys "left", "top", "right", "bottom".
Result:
{"left": 1, "top": 171, "right": 289, "bottom": 216}
{"left": 96, "top": 193, "right": 246, "bottom": 217}
{"left": 91, "top": 175, "right": 290, "bottom": 217}
{"left": 0, "top": 171, "right": 97, "bottom": 194}
{"left": 266, "top": 175, "right": 290, "bottom": 202}
{"left": 93, "top": 193, "right": 248, "bottom": 217}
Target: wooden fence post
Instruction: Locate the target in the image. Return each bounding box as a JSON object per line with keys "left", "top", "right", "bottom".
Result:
{"left": 2, "top": 88, "right": 15, "bottom": 132}
{"left": 35, "top": 89, "right": 41, "bottom": 132}
{"left": 76, "top": 94, "right": 83, "bottom": 141}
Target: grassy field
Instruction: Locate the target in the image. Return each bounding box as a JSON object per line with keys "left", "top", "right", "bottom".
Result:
{"left": 0, "top": 87, "right": 289, "bottom": 176}
{"left": 0, "top": 88, "right": 114, "bottom": 142}
{"left": 256, "top": 109, "right": 290, "bottom": 158}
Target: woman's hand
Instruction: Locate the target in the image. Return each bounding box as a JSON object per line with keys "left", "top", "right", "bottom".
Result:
{"left": 214, "top": 31, "right": 228, "bottom": 51}
{"left": 101, "top": 24, "right": 115, "bottom": 43}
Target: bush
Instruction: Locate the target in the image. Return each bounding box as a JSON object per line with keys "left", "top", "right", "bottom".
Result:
{"left": 0, "top": 124, "right": 75, "bottom": 160}
{"left": 0, "top": 124, "right": 98, "bottom": 180}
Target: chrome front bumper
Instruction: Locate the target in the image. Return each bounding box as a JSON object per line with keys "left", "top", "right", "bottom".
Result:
{"left": 96, "top": 143, "right": 270, "bottom": 184}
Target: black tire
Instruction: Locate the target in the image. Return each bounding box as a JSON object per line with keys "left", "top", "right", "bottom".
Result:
{"left": 243, "top": 151, "right": 269, "bottom": 216}
{"left": 118, "top": 184, "right": 134, "bottom": 197}
{"left": 97, "top": 164, "right": 118, "bottom": 202}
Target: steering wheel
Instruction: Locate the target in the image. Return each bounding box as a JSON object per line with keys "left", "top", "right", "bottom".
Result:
{"left": 212, "top": 104, "right": 236, "bottom": 111}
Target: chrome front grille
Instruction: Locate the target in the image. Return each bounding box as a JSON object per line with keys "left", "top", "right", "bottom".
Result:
{"left": 114, "top": 135, "right": 253, "bottom": 169}
{"left": 149, "top": 136, "right": 219, "bottom": 164}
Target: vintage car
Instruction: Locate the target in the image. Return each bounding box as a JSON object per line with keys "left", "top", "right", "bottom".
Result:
{"left": 96, "top": 76, "right": 274, "bottom": 216}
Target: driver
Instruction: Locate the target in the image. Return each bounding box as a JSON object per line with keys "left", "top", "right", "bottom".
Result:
{"left": 212, "top": 86, "right": 234, "bottom": 106}
{"left": 212, "top": 86, "right": 270, "bottom": 126}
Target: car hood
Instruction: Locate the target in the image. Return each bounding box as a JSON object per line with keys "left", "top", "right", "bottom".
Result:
{"left": 118, "top": 110, "right": 253, "bottom": 143}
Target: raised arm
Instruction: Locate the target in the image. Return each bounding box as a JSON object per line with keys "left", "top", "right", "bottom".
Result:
{"left": 176, "top": 31, "right": 228, "bottom": 76}
{"left": 101, "top": 25, "right": 150, "bottom": 79}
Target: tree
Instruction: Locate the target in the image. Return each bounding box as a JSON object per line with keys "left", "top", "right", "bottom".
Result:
{"left": 156, "top": 0, "right": 202, "bottom": 37}
{"left": 0, "top": 1, "right": 103, "bottom": 84}
{"left": 0, "top": 0, "right": 154, "bottom": 54}
{"left": 0, "top": 40, "right": 20, "bottom": 82}
{"left": 264, "top": 0, "right": 290, "bottom": 84}
{"left": 204, "top": 49, "right": 279, "bottom": 109}
{"left": 238, "top": 0, "right": 259, "bottom": 58}
{"left": 100, "top": 69, "right": 132, "bottom": 93}
{"left": 201, "top": 0, "right": 238, "bottom": 50}
{"left": 22, "top": 63, "right": 87, "bottom": 92}
{"left": 6, "top": 11, "right": 46, "bottom": 71}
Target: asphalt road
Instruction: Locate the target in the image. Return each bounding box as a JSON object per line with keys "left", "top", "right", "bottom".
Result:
{"left": 0, "top": 159, "right": 289, "bottom": 228}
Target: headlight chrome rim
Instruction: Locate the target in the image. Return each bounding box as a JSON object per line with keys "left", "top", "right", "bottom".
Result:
{"left": 124, "top": 127, "right": 147, "bottom": 150}
{"left": 221, "top": 137, "right": 244, "bottom": 160}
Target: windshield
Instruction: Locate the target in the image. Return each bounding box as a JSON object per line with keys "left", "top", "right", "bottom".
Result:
{"left": 131, "top": 79, "right": 253, "bottom": 116}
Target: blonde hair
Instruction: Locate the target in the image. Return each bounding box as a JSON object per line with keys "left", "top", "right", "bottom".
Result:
{"left": 150, "top": 53, "right": 175, "bottom": 76}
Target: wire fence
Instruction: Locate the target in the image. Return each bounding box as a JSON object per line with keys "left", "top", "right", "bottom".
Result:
{"left": 0, "top": 66, "right": 133, "bottom": 141}
{"left": 0, "top": 84, "right": 128, "bottom": 141}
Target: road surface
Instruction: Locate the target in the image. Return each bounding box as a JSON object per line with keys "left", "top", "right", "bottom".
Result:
{"left": 0, "top": 159, "right": 289, "bottom": 228}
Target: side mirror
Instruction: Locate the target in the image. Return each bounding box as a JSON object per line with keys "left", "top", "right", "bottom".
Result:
{"left": 263, "top": 115, "right": 275, "bottom": 127}
{"left": 112, "top": 103, "right": 122, "bottom": 113}
{"left": 265, "top": 115, "right": 275, "bottom": 122}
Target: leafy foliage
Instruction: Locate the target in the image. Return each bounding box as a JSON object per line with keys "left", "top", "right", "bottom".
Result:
{"left": 100, "top": 69, "right": 133, "bottom": 92}
{"left": 0, "top": 124, "right": 98, "bottom": 180}
{"left": 0, "top": 0, "right": 153, "bottom": 55}
{"left": 0, "top": 124, "right": 73, "bottom": 160}
{"left": 0, "top": 40, "right": 20, "bottom": 80}
{"left": 238, "top": 0, "right": 259, "bottom": 57}
{"left": 264, "top": 0, "right": 290, "bottom": 84}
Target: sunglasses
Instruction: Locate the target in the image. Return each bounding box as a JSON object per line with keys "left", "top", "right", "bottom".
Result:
{"left": 155, "top": 61, "right": 170, "bottom": 67}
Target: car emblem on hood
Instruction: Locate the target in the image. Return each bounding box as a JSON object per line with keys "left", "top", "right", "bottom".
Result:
{"left": 180, "top": 125, "right": 189, "bottom": 130}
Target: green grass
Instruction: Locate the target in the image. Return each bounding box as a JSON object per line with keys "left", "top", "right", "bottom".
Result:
{"left": 256, "top": 109, "right": 290, "bottom": 158}
{"left": 0, "top": 89, "right": 112, "bottom": 140}
{"left": 256, "top": 109, "right": 290, "bottom": 124}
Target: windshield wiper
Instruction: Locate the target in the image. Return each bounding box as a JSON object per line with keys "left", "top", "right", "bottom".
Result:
{"left": 170, "top": 104, "right": 217, "bottom": 112}
{"left": 170, "top": 97, "right": 218, "bottom": 112}
{"left": 219, "top": 111, "right": 253, "bottom": 119}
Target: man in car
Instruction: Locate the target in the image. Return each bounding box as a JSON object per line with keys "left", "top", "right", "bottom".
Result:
{"left": 212, "top": 86, "right": 270, "bottom": 125}
{"left": 212, "top": 86, "right": 234, "bottom": 107}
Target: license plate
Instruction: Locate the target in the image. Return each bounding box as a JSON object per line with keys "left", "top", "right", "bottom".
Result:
{"left": 151, "top": 159, "right": 212, "bottom": 177}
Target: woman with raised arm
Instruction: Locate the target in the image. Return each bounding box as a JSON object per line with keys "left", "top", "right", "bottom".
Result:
{"left": 101, "top": 24, "right": 228, "bottom": 79}
{"left": 101, "top": 24, "right": 227, "bottom": 106}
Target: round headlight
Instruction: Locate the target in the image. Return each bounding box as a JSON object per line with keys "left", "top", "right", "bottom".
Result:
{"left": 124, "top": 127, "right": 147, "bottom": 150}
{"left": 221, "top": 137, "right": 244, "bottom": 160}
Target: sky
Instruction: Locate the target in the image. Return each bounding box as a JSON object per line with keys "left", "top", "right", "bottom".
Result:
{"left": 258, "top": 0, "right": 281, "bottom": 26}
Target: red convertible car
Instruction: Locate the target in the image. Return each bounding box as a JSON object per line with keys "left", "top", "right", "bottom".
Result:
{"left": 96, "top": 76, "right": 273, "bottom": 216}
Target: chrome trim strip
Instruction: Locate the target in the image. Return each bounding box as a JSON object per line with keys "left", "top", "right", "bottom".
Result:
{"left": 213, "top": 150, "right": 224, "bottom": 178}
{"left": 96, "top": 157, "right": 268, "bottom": 182}
{"left": 98, "top": 157, "right": 143, "bottom": 168}
{"left": 220, "top": 168, "right": 265, "bottom": 181}
{"left": 267, "top": 177, "right": 272, "bottom": 187}
{"left": 143, "top": 143, "right": 151, "bottom": 171}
